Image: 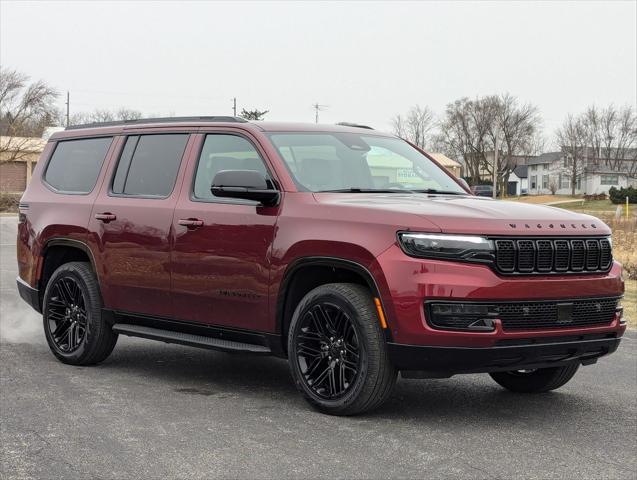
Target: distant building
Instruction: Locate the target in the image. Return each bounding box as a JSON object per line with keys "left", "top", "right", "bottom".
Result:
{"left": 0, "top": 136, "right": 47, "bottom": 194}
{"left": 509, "top": 165, "right": 528, "bottom": 196}
{"left": 428, "top": 152, "right": 461, "bottom": 177}
{"left": 528, "top": 149, "right": 637, "bottom": 195}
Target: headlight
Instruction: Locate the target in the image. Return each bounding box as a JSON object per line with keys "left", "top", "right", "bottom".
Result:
{"left": 398, "top": 232, "right": 495, "bottom": 262}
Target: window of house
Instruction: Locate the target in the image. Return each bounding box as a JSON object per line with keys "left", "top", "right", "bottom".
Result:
{"left": 111, "top": 134, "right": 189, "bottom": 197}
{"left": 600, "top": 174, "right": 619, "bottom": 185}
{"left": 542, "top": 174, "right": 549, "bottom": 189}
{"left": 44, "top": 137, "right": 113, "bottom": 193}
{"left": 529, "top": 165, "right": 536, "bottom": 172}
{"left": 560, "top": 175, "right": 570, "bottom": 189}
{"left": 193, "top": 134, "right": 272, "bottom": 202}
{"left": 530, "top": 175, "right": 537, "bottom": 189}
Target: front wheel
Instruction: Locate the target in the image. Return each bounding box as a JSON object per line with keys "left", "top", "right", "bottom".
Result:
{"left": 489, "top": 364, "right": 580, "bottom": 393}
{"left": 287, "top": 283, "right": 397, "bottom": 416}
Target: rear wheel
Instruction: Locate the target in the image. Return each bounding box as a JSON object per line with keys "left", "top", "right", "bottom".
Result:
{"left": 43, "top": 262, "right": 118, "bottom": 365}
{"left": 287, "top": 283, "right": 397, "bottom": 416}
{"left": 489, "top": 364, "right": 580, "bottom": 393}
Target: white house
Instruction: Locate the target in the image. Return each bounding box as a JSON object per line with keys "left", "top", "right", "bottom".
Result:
{"left": 508, "top": 165, "right": 528, "bottom": 196}
{"left": 527, "top": 150, "right": 637, "bottom": 195}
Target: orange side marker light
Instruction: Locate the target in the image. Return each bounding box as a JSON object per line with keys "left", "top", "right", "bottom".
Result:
{"left": 374, "top": 297, "right": 388, "bottom": 329}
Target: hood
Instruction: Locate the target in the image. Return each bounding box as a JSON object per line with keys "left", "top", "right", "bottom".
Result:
{"left": 313, "top": 193, "right": 610, "bottom": 236}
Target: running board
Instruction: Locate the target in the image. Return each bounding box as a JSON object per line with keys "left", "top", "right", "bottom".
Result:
{"left": 112, "top": 323, "right": 272, "bottom": 355}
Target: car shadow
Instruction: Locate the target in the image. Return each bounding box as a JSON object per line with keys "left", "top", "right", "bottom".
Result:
{"left": 97, "top": 338, "right": 604, "bottom": 426}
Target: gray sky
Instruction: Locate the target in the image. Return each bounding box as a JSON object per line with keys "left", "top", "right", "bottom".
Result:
{"left": 1, "top": 0, "right": 635, "bottom": 138}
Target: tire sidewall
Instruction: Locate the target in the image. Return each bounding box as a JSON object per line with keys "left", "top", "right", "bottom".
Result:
{"left": 43, "top": 264, "right": 99, "bottom": 363}
{"left": 288, "top": 288, "right": 372, "bottom": 411}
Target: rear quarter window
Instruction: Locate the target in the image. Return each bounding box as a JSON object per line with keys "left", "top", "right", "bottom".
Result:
{"left": 44, "top": 137, "right": 113, "bottom": 193}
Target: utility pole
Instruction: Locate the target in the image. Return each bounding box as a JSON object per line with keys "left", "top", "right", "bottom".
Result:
{"left": 232, "top": 97, "right": 237, "bottom": 116}
{"left": 312, "top": 103, "right": 328, "bottom": 123}
{"left": 65, "top": 91, "right": 70, "bottom": 127}
{"left": 492, "top": 128, "right": 498, "bottom": 199}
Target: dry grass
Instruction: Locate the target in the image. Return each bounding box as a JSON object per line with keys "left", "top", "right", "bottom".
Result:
{"left": 623, "top": 280, "right": 636, "bottom": 328}
{"left": 512, "top": 194, "right": 580, "bottom": 204}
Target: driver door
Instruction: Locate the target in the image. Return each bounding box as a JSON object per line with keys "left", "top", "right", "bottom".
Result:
{"left": 171, "top": 132, "right": 280, "bottom": 331}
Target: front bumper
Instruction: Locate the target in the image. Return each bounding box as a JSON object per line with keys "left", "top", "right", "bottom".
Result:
{"left": 388, "top": 333, "right": 622, "bottom": 376}
{"left": 373, "top": 244, "right": 625, "bottom": 347}
{"left": 17, "top": 276, "right": 41, "bottom": 313}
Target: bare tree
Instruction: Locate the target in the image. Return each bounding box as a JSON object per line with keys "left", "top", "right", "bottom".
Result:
{"left": 556, "top": 104, "right": 637, "bottom": 192}
{"left": 240, "top": 108, "right": 269, "bottom": 121}
{"left": 493, "top": 93, "right": 542, "bottom": 194}
{"left": 582, "top": 104, "right": 636, "bottom": 173}
{"left": 437, "top": 94, "right": 541, "bottom": 190}
{"left": 0, "top": 67, "right": 58, "bottom": 161}
{"left": 64, "top": 107, "right": 144, "bottom": 126}
{"left": 391, "top": 105, "right": 435, "bottom": 149}
{"left": 391, "top": 114, "right": 407, "bottom": 139}
{"left": 556, "top": 114, "right": 587, "bottom": 195}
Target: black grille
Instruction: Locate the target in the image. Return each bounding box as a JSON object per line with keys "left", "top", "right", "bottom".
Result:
{"left": 494, "top": 237, "right": 612, "bottom": 274}
{"left": 495, "top": 297, "right": 619, "bottom": 330}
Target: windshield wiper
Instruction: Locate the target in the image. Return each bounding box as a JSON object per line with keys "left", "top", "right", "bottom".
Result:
{"left": 413, "top": 189, "right": 465, "bottom": 195}
{"left": 317, "top": 188, "right": 414, "bottom": 193}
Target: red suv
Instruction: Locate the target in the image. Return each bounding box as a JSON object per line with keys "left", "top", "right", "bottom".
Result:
{"left": 16, "top": 117, "right": 625, "bottom": 415}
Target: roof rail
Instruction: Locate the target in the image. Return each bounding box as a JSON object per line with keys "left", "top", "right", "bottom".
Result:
{"left": 65, "top": 116, "right": 248, "bottom": 130}
{"left": 335, "top": 122, "right": 374, "bottom": 130}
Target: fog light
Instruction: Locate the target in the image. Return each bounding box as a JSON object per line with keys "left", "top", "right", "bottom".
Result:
{"left": 427, "top": 302, "right": 498, "bottom": 331}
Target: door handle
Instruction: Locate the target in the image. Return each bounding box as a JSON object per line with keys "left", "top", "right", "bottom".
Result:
{"left": 178, "top": 218, "right": 204, "bottom": 228}
{"left": 95, "top": 212, "right": 117, "bottom": 223}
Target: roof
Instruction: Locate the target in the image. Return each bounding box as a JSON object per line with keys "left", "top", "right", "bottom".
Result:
{"left": 512, "top": 165, "right": 528, "bottom": 178}
{"left": 428, "top": 152, "right": 461, "bottom": 168}
{"left": 527, "top": 151, "right": 562, "bottom": 165}
{"left": 52, "top": 117, "right": 395, "bottom": 141}
{"left": 0, "top": 136, "right": 47, "bottom": 154}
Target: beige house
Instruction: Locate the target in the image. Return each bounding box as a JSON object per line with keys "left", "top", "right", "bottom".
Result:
{"left": 0, "top": 136, "right": 47, "bottom": 194}
{"left": 428, "top": 152, "right": 462, "bottom": 177}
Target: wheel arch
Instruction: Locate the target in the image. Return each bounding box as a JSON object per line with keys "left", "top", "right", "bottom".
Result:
{"left": 275, "top": 256, "right": 391, "bottom": 354}
{"left": 38, "top": 239, "right": 100, "bottom": 309}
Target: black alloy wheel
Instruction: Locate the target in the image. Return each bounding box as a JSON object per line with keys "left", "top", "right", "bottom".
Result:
{"left": 43, "top": 262, "right": 118, "bottom": 365}
{"left": 288, "top": 283, "right": 397, "bottom": 416}
{"left": 294, "top": 302, "right": 361, "bottom": 400}
{"left": 47, "top": 276, "right": 88, "bottom": 353}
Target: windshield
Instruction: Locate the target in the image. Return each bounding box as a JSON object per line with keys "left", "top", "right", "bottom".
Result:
{"left": 267, "top": 133, "right": 466, "bottom": 194}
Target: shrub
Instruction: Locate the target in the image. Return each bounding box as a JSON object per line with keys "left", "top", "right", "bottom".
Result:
{"left": 0, "top": 193, "right": 20, "bottom": 213}
{"left": 609, "top": 186, "right": 637, "bottom": 204}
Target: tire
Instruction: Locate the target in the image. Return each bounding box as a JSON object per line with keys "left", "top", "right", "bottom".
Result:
{"left": 287, "top": 283, "right": 397, "bottom": 416}
{"left": 489, "top": 364, "right": 580, "bottom": 393}
{"left": 42, "top": 261, "right": 118, "bottom": 365}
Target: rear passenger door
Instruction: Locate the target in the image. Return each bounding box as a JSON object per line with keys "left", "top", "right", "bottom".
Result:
{"left": 88, "top": 132, "right": 193, "bottom": 318}
{"left": 171, "top": 132, "right": 280, "bottom": 331}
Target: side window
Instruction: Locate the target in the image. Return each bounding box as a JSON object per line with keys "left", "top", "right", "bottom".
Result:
{"left": 112, "top": 134, "right": 189, "bottom": 197}
{"left": 44, "top": 137, "right": 112, "bottom": 193}
{"left": 193, "top": 134, "right": 271, "bottom": 201}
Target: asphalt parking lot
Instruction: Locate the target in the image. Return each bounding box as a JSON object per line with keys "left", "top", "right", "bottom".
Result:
{"left": 1, "top": 215, "right": 636, "bottom": 479}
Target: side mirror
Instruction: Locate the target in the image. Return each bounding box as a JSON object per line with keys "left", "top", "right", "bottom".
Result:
{"left": 457, "top": 178, "right": 471, "bottom": 192}
{"left": 211, "top": 170, "right": 279, "bottom": 206}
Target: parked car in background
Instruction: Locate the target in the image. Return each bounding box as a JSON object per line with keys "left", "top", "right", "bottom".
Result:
{"left": 17, "top": 117, "right": 625, "bottom": 415}
{"left": 471, "top": 184, "right": 497, "bottom": 197}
